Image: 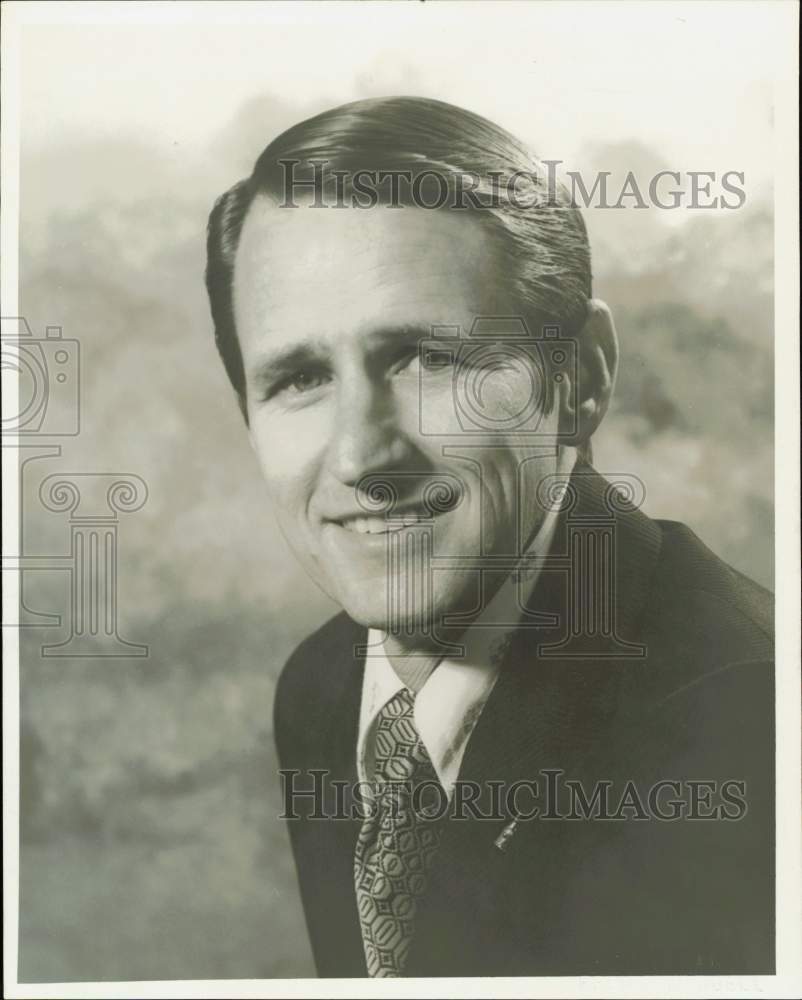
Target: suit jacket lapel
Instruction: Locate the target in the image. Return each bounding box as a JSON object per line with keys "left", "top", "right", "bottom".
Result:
{"left": 406, "top": 464, "right": 663, "bottom": 975}
{"left": 314, "top": 614, "right": 364, "bottom": 783}
{"left": 300, "top": 615, "right": 367, "bottom": 976}
{"left": 444, "top": 462, "right": 662, "bottom": 812}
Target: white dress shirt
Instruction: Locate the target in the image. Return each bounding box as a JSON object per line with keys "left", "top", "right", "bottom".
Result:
{"left": 357, "top": 447, "right": 577, "bottom": 800}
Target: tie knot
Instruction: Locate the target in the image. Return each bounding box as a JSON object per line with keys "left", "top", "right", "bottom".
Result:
{"left": 374, "top": 688, "right": 433, "bottom": 784}
{"left": 379, "top": 686, "right": 415, "bottom": 721}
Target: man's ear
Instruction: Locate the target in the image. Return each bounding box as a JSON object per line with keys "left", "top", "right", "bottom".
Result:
{"left": 558, "top": 298, "right": 618, "bottom": 445}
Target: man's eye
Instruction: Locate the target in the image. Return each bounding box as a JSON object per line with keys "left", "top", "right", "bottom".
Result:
{"left": 281, "top": 370, "right": 330, "bottom": 395}
{"left": 391, "top": 351, "right": 423, "bottom": 377}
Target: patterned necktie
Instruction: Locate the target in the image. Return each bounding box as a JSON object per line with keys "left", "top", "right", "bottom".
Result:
{"left": 354, "top": 687, "right": 445, "bottom": 977}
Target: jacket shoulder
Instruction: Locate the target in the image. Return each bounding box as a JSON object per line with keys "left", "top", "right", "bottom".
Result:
{"left": 273, "top": 611, "right": 364, "bottom": 762}
{"left": 645, "top": 520, "right": 773, "bottom": 663}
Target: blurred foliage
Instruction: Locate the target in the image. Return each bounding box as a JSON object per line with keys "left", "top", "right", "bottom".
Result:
{"left": 16, "top": 117, "right": 772, "bottom": 981}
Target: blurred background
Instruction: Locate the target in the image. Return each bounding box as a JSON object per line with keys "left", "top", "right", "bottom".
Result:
{"left": 14, "top": 2, "right": 775, "bottom": 982}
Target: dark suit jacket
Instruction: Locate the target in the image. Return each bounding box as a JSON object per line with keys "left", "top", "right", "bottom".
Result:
{"left": 274, "top": 464, "right": 774, "bottom": 977}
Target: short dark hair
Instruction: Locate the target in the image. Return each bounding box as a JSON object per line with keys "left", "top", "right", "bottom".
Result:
{"left": 205, "top": 96, "right": 592, "bottom": 421}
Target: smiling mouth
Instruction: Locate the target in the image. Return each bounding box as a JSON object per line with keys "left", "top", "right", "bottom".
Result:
{"left": 327, "top": 481, "right": 464, "bottom": 536}
{"left": 330, "top": 492, "right": 464, "bottom": 535}
{"left": 337, "top": 509, "right": 441, "bottom": 535}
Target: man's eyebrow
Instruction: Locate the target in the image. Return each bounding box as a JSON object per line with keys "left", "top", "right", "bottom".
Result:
{"left": 370, "top": 323, "right": 439, "bottom": 344}
{"left": 365, "top": 324, "right": 447, "bottom": 357}
{"left": 246, "top": 341, "right": 331, "bottom": 386}
{"left": 246, "top": 325, "right": 441, "bottom": 385}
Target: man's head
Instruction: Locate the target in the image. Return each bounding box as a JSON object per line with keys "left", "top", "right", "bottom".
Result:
{"left": 206, "top": 97, "right": 617, "bottom": 634}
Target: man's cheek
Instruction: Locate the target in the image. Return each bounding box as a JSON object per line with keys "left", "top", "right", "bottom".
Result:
{"left": 251, "top": 424, "right": 312, "bottom": 490}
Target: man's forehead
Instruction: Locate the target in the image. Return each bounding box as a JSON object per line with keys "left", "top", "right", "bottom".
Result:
{"left": 236, "top": 193, "right": 494, "bottom": 272}
{"left": 233, "top": 195, "right": 509, "bottom": 346}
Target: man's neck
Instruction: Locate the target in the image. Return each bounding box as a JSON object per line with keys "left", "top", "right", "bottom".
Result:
{"left": 382, "top": 566, "right": 512, "bottom": 691}
{"left": 383, "top": 639, "right": 442, "bottom": 692}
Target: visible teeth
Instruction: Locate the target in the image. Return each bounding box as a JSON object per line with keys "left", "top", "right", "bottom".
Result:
{"left": 341, "top": 511, "right": 432, "bottom": 534}
{"left": 398, "top": 512, "right": 429, "bottom": 526}
{"left": 345, "top": 516, "right": 397, "bottom": 535}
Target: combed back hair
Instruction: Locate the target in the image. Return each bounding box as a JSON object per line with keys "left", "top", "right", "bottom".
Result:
{"left": 206, "top": 96, "right": 593, "bottom": 437}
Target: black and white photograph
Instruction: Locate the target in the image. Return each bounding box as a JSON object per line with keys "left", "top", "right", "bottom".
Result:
{"left": 2, "top": 2, "right": 800, "bottom": 997}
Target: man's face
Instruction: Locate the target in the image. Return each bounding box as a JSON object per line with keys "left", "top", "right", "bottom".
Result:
{"left": 233, "top": 197, "right": 564, "bottom": 631}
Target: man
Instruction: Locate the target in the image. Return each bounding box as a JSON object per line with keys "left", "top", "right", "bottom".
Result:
{"left": 205, "top": 97, "right": 773, "bottom": 978}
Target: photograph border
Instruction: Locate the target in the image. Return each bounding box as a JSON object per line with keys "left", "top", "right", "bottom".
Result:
{"left": 2, "top": 3, "right": 799, "bottom": 998}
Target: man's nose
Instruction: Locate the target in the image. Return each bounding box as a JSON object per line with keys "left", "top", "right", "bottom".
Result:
{"left": 327, "top": 377, "right": 411, "bottom": 486}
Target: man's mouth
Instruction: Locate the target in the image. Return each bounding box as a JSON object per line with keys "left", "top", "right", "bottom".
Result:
{"left": 337, "top": 508, "right": 440, "bottom": 535}
{"left": 324, "top": 482, "right": 463, "bottom": 539}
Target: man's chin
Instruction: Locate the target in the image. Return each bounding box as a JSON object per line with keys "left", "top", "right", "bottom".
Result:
{"left": 330, "top": 579, "right": 477, "bottom": 638}
{"left": 336, "top": 602, "right": 430, "bottom": 634}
